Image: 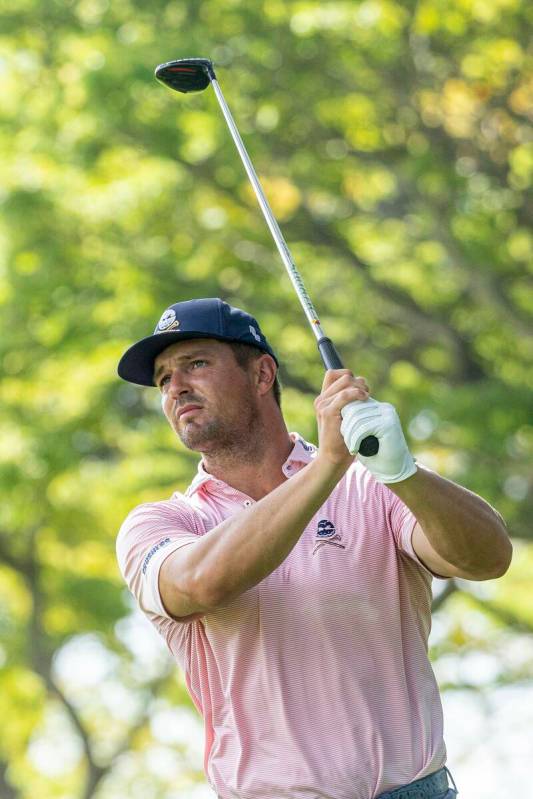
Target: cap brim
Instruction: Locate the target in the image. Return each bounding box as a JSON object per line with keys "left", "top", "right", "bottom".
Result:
{"left": 117, "top": 331, "right": 235, "bottom": 386}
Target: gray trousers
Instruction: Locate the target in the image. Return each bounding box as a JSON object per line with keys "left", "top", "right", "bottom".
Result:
{"left": 376, "top": 766, "right": 459, "bottom": 799}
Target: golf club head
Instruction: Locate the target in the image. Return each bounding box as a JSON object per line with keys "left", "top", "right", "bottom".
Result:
{"left": 155, "top": 58, "right": 216, "bottom": 93}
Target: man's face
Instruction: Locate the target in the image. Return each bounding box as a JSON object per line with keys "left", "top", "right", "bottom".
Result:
{"left": 154, "top": 338, "right": 260, "bottom": 454}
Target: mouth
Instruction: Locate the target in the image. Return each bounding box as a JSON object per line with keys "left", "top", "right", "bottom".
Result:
{"left": 177, "top": 404, "right": 203, "bottom": 421}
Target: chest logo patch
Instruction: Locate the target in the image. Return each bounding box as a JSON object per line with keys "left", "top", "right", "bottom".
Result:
{"left": 317, "top": 519, "right": 336, "bottom": 538}
{"left": 313, "top": 519, "right": 346, "bottom": 555}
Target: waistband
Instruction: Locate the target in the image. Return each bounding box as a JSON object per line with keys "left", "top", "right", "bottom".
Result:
{"left": 376, "top": 766, "right": 458, "bottom": 799}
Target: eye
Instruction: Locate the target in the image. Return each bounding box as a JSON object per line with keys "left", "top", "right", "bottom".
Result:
{"left": 191, "top": 359, "right": 208, "bottom": 369}
{"left": 158, "top": 374, "right": 171, "bottom": 390}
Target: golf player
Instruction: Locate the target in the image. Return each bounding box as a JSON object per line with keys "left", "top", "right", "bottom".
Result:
{"left": 116, "top": 297, "right": 512, "bottom": 799}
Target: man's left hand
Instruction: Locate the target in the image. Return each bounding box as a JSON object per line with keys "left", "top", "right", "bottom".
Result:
{"left": 340, "top": 398, "right": 417, "bottom": 484}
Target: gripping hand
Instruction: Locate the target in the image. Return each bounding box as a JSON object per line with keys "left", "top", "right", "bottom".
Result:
{"left": 340, "top": 399, "right": 417, "bottom": 484}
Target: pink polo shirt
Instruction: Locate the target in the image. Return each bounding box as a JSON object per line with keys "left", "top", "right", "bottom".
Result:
{"left": 116, "top": 433, "right": 447, "bottom": 799}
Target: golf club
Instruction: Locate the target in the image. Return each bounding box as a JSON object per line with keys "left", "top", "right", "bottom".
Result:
{"left": 154, "top": 57, "right": 379, "bottom": 457}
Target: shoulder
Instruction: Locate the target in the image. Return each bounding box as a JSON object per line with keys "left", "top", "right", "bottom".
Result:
{"left": 116, "top": 496, "right": 200, "bottom": 549}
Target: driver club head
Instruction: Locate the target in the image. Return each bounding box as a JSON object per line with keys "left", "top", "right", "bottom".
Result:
{"left": 155, "top": 58, "right": 216, "bottom": 93}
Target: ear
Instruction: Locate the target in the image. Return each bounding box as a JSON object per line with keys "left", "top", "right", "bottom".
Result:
{"left": 254, "top": 355, "right": 277, "bottom": 397}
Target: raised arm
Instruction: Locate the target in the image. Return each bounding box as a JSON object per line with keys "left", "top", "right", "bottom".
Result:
{"left": 389, "top": 468, "right": 512, "bottom": 580}
{"left": 160, "top": 371, "right": 367, "bottom": 617}
{"left": 340, "top": 382, "right": 512, "bottom": 580}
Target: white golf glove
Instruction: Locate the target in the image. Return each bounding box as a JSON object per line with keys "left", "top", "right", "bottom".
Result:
{"left": 340, "top": 398, "right": 417, "bottom": 484}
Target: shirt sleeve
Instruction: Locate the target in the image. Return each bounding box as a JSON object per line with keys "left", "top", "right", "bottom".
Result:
{"left": 116, "top": 499, "right": 202, "bottom": 622}
{"left": 385, "top": 487, "right": 440, "bottom": 578}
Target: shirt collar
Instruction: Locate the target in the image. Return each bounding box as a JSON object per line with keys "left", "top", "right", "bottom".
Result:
{"left": 184, "top": 432, "right": 317, "bottom": 498}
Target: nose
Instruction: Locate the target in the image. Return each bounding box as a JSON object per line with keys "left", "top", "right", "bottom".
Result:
{"left": 167, "top": 367, "right": 191, "bottom": 400}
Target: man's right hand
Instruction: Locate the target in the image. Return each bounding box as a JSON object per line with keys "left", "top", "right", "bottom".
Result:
{"left": 314, "top": 369, "right": 370, "bottom": 470}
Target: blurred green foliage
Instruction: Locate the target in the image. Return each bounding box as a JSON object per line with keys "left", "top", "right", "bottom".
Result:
{"left": 0, "top": 0, "right": 531, "bottom": 796}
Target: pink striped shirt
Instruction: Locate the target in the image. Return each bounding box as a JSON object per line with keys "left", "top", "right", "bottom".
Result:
{"left": 116, "top": 433, "right": 447, "bottom": 799}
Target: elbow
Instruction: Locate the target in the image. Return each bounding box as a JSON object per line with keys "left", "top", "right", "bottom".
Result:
{"left": 494, "top": 536, "right": 513, "bottom": 577}
{"left": 191, "top": 567, "right": 232, "bottom": 612}
{"left": 483, "top": 511, "right": 513, "bottom": 580}
{"left": 493, "top": 514, "right": 513, "bottom": 577}
{"left": 472, "top": 536, "right": 513, "bottom": 581}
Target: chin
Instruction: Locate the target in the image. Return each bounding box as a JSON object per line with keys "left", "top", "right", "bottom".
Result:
{"left": 176, "top": 421, "right": 218, "bottom": 451}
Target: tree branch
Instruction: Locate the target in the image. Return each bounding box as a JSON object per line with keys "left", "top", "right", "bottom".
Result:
{"left": 23, "top": 535, "right": 106, "bottom": 799}
{"left": 82, "top": 665, "right": 175, "bottom": 799}
{"left": 303, "top": 219, "right": 487, "bottom": 382}
{"left": 0, "top": 757, "right": 20, "bottom": 799}
{"left": 0, "top": 533, "right": 29, "bottom": 574}
{"left": 431, "top": 579, "right": 459, "bottom": 612}
{"left": 466, "top": 594, "right": 533, "bottom": 635}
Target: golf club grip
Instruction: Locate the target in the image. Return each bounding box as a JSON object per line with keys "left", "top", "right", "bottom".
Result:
{"left": 317, "top": 338, "right": 379, "bottom": 457}
{"left": 318, "top": 336, "right": 343, "bottom": 370}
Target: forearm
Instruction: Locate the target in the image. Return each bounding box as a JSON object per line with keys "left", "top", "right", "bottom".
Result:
{"left": 191, "top": 457, "right": 348, "bottom": 607}
{"left": 389, "top": 465, "right": 512, "bottom": 578}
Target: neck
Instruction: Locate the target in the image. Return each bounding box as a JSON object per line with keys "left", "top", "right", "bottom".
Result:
{"left": 201, "top": 417, "right": 293, "bottom": 500}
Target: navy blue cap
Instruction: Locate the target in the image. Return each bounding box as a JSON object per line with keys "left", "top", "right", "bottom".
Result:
{"left": 117, "top": 298, "right": 278, "bottom": 386}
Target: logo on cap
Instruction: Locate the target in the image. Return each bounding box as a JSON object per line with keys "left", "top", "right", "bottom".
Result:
{"left": 157, "top": 308, "right": 180, "bottom": 332}
{"left": 249, "top": 325, "right": 261, "bottom": 342}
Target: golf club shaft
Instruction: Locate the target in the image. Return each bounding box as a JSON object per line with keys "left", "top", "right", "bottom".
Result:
{"left": 209, "top": 71, "right": 378, "bottom": 457}
{"left": 210, "top": 79, "right": 342, "bottom": 369}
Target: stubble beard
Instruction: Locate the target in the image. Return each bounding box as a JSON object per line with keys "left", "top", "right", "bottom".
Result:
{"left": 174, "top": 395, "right": 265, "bottom": 466}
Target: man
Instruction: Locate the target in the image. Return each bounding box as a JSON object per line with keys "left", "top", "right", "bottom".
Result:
{"left": 116, "top": 297, "right": 512, "bottom": 799}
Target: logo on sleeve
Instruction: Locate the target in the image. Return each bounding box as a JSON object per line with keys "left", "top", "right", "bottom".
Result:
{"left": 142, "top": 537, "right": 172, "bottom": 574}
{"left": 313, "top": 519, "right": 346, "bottom": 555}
